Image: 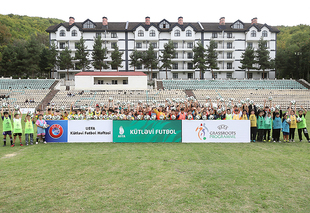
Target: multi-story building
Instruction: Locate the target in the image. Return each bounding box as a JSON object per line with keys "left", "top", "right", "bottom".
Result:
{"left": 46, "top": 16, "right": 279, "bottom": 80}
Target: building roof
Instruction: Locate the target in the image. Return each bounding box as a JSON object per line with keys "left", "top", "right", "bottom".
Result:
{"left": 46, "top": 19, "right": 280, "bottom": 33}
{"left": 75, "top": 72, "right": 147, "bottom": 77}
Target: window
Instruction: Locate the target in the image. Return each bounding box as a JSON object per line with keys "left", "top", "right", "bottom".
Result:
{"left": 137, "top": 64, "right": 142, "bottom": 70}
{"left": 173, "top": 43, "right": 178, "bottom": 48}
{"left": 173, "top": 73, "right": 178, "bottom": 79}
{"left": 98, "top": 80, "right": 104, "bottom": 84}
{"left": 262, "top": 30, "right": 268, "bottom": 37}
{"left": 186, "top": 30, "right": 192, "bottom": 37}
{"left": 111, "top": 42, "right": 117, "bottom": 48}
{"left": 187, "top": 42, "right": 193, "bottom": 48}
{"left": 212, "top": 32, "right": 218, "bottom": 38}
{"left": 262, "top": 73, "right": 267, "bottom": 79}
{"left": 214, "top": 42, "right": 218, "bottom": 48}
{"left": 232, "top": 21, "right": 243, "bottom": 29}
{"left": 227, "top": 52, "right": 232, "bottom": 59}
{"left": 60, "top": 42, "right": 65, "bottom": 49}
{"left": 138, "top": 30, "right": 144, "bottom": 37}
{"left": 174, "top": 30, "right": 180, "bottom": 37}
{"left": 187, "top": 73, "right": 193, "bottom": 79}
{"left": 187, "top": 52, "right": 193, "bottom": 59}
{"left": 150, "top": 43, "right": 157, "bottom": 48}
{"left": 173, "top": 63, "right": 178, "bottom": 69}
{"left": 226, "top": 73, "right": 232, "bottom": 79}
{"left": 159, "top": 21, "right": 170, "bottom": 29}
{"left": 247, "top": 73, "right": 253, "bottom": 79}
{"left": 152, "top": 73, "right": 157, "bottom": 79}
{"left": 227, "top": 32, "right": 232, "bottom": 38}
{"left": 60, "top": 30, "right": 65, "bottom": 37}
{"left": 75, "top": 42, "right": 79, "bottom": 49}
{"left": 227, "top": 42, "right": 232, "bottom": 49}
{"left": 188, "top": 63, "right": 193, "bottom": 69}
{"left": 247, "top": 42, "right": 253, "bottom": 48}
{"left": 136, "top": 43, "right": 142, "bottom": 48}
{"left": 213, "top": 73, "right": 218, "bottom": 79}
{"left": 251, "top": 30, "right": 256, "bottom": 37}
{"left": 264, "top": 42, "right": 268, "bottom": 48}
{"left": 173, "top": 52, "right": 178, "bottom": 59}
{"left": 227, "top": 63, "right": 232, "bottom": 69}
{"left": 71, "top": 30, "right": 77, "bottom": 37}
{"left": 83, "top": 20, "right": 94, "bottom": 28}
{"left": 123, "top": 80, "right": 128, "bottom": 85}
{"left": 111, "top": 32, "right": 117, "bottom": 38}
{"left": 60, "top": 73, "right": 66, "bottom": 79}
{"left": 96, "top": 32, "right": 101, "bottom": 38}
{"left": 112, "top": 80, "right": 118, "bottom": 85}
{"left": 149, "top": 30, "right": 155, "bottom": 37}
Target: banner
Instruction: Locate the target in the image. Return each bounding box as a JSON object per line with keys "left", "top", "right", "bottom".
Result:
{"left": 68, "top": 120, "right": 112, "bottom": 142}
{"left": 113, "top": 120, "right": 182, "bottom": 142}
{"left": 20, "top": 108, "right": 35, "bottom": 114}
{"left": 182, "top": 120, "right": 250, "bottom": 143}
{"left": 45, "top": 120, "right": 68, "bottom": 142}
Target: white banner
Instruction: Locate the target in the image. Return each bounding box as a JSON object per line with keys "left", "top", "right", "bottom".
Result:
{"left": 20, "top": 108, "right": 35, "bottom": 114}
{"left": 68, "top": 120, "right": 112, "bottom": 142}
{"left": 182, "top": 120, "right": 250, "bottom": 143}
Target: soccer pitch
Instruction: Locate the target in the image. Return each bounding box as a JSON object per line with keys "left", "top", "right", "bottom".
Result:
{"left": 1, "top": 116, "right": 310, "bottom": 212}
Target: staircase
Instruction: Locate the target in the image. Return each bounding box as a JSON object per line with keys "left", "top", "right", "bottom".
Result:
{"left": 37, "top": 89, "right": 59, "bottom": 110}
{"left": 297, "top": 79, "right": 310, "bottom": 89}
{"left": 185, "top": 90, "right": 196, "bottom": 98}
{"left": 157, "top": 80, "right": 164, "bottom": 90}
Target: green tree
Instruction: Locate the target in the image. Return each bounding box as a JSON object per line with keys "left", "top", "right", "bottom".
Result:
{"left": 192, "top": 41, "right": 207, "bottom": 79}
{"left": 75, "top": 37, "right": 90, "bottom": 71}
{"left": 91, "top": 36, "right": 109, "bottom": 71}
{"left": 26, "top": 35, "right": 43, "bottom": 78}
{"left": 239, "top": 46, "right": 256, "bottom": 79}
{"left": 160, "top": 40, "right": 176, "bottom": 79}
{"left": 109, "top": 44, "right": 124, "bottom": 71}
{"left": 13, "top": 40, "right": 28, "bottom": 78}
{"left": 47, "top": 42, "right": 58, "bottom": 78}
{"left": 0, "top": 44, "right": 17, "bottom": 77}
{"left": 129, "top": 50, "right": 142, "bottom": 71}
{"left": 206, "top": 40, "right": 219, "bottom": 79}
{"left": 142, "top": 44, "right": 158, "bottom": 80}
{"left": 39, "top": 47, "right": 51, "bottom": 77}
{"left": 57, "top": 47, "right": 73, "bottom": 80}
{"left": 256, "top": 37, "right": 272, "bottom": 79}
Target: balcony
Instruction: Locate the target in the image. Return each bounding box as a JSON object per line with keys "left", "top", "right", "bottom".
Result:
{"left": 212, "top": 35, "right": 235, "bottom": 40}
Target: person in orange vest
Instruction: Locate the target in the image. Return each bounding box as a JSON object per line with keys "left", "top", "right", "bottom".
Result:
{"left": 154, "top": 106, "right": 165, "bottom": 120}
{"left": 177, "top": 108, "right": 187, "bottom": 120}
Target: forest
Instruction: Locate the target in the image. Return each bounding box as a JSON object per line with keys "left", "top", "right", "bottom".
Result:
{"left": 0, "top": 14, "right": 309, "bottom": 80}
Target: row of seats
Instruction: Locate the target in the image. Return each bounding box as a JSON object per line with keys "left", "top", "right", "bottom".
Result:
{"left": 162, "top": 79, "right": 307, "bottom": 90}
{"left": 0, "top": 79, "right": 56, "bottom": 90}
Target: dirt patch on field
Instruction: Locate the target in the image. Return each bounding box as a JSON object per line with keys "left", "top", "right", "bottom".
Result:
{"left": 2, "top": 153, "right": 17, "bottom": 158}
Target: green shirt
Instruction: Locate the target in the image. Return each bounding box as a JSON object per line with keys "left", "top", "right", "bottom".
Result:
{"left": 13, "top": 118, "right": 23, "bottom": 134}
{"left": 264, "top": 116, "right": 272, "bottom": 129}
{"left": 257, "top": 116, "right": 265, "bottom": 129}
{"left": 25, "top": 120, "right": 34, "bottom": 134}
{"left": 2, "top": 115, "right": 12, "bottom": 132}
{"left": 297, "top": 115, "right": 307, "bottom": 129}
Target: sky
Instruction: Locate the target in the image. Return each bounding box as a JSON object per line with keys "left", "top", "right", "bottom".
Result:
{"left": 1, "top": 0, "right": 309, "bottom": 26}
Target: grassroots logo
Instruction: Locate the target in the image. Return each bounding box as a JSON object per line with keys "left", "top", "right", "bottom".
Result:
{"left": 195, "top": 123, "right": 209, "bottom": 140}
{"left": 48, "top": 124, "right": 64, "bottom": 139}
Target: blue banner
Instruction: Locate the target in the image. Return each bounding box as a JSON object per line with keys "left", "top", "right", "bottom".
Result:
{"left": 45, "top": 120, "right": 68, "bottom": 142}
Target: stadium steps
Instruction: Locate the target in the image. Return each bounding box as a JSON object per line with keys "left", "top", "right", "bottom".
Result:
{"left": 297, "top": 79, "right": 310, "bottom": 89}
{"left": 185, "top": 90, "right": 196, "bottom": 99}
{"left": 49, "top": 80, "right": 59, "bottom": 90}
{"left": 37, "top": 89, "right": 60, "bottom": 110}
{"left": 156, "top": 81, "right": 164, "bottom": 90}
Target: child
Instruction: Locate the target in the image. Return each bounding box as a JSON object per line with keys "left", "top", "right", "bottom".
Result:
{"left": 36, "top": 114, "right": 49, "bottom": 144}
{"left": 272, "top": 112, "right": 282, "bottom": 142}
{"left": 257, "top": 110, "right": 265, "bottom": 142}
{"left": 240, "top": 109, "right": 249, "bottom": 120}
{"left": 225, "top": 109, "right": 232, "bottom": 120}
{"left": 264, "top": 112, "right": 272, "bottom": 142}
{"left": 282, "top": 113, "right": 290, "bottom": 142}
{"left": 297, "top": 105, "right": 310, "bottom": 142}
{"left": 288, "top": 104, "right": 297, "bottom": 142}
{"left": 1, "top": 106, "right": 13, "bottom": 147}
{"left": 249, "top": 109, "right": 257, "bottom": 142}
{"left": 24, "top": 113, "right": 35, "bottom": 145}
{"left": 12, "top": 109, "right": 23, "bottom": 147}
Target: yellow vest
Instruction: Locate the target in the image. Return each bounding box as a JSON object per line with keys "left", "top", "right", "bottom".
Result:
{"left": 249, "top": 114, "right": 257, "bottom": 127}
{"left": 232, "top": 114, "right": 240, "bottom": 120}
{"left": 290, "top": 115, "right": 297, "bottom": 128}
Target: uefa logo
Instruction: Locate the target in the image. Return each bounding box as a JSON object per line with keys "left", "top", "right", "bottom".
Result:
{"left": 48, "top": 124, "right": 64, "bottom": 139}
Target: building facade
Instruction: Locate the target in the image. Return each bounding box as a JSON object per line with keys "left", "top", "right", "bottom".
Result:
{"left": 46, "top": 16, "right": 279, "bottom": 80}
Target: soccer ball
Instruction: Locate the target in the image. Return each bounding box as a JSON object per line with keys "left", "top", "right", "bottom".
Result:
{"left": 202, "top": 115, "right": 207, "bottom": 120}
{"left": 249, "top": 100, "right": 254, "bottom": 105}
{"left": 268, "top": 96, "right": 273, "bottom": 101}
{"left": 297, "top": 117, "right": 302, "bottom": 122}
{"left": 144, "top": 115, "right": 150, "bottom": 120}
{"left": 67, "top": 115, "right": 73, "bottom": 120}
{"left": 93, "top": 115, "right": 98, "bottom": 120}
{"left": 217, "top": 109, "right": 222, "bottom": 114}
{"left": 42, "top": 123, "right": 49, "bottom": 129}
{"left": 86, "top": 115, "right": 92, "bottom": 120}
{"left": 159, "top": 114, "right": 164, "bottom": 120}
{"left": 137, "top": 115, "right": 142, "bottom": 120}
{"left": 187, "top": 114, "right": 193, "bottom": 120}
{"left": 291, "top": 100, "right": 296, "bottom": 105}
{"left": 209, "top": 115, "right": 215, "bottom": 120}
{"left": 109, "top": 97, "right": 113, "bottom": 102}
{"left": 270, "top": 107, "right": 275, "bottom": 112}
{"left": 127, "top": 115, "right": 133, "bottom": 120}
{"left": 103, "top": 115, "right": 108, "bottom": 120}
{"left": 112, "top": 115, "right": 118, "bottom": 120}
{"left": 2, "top": 102, "right": 8, "bottom": 108}
{"left": 171, "top": 115, "right": 176, "bottom": 120}
{"left": 14, "top": 105, "right": 20, "bottom": 110}
{"left": 246, "top": 98, "right": 250, "bottom": 103}
{"left": 151, "top": 115, "right": 157, "bottom": 120}
{"left": 206, "top": 96, "right": 211, "bottom": 100}
{"left": 195, "top": 115, "right": 201, "bottom": 120}
{"left": 286, "top": 118, "right": 291, "bottom": 123}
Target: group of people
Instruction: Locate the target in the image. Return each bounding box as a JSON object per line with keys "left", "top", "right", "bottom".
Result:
{"left": 1, "top": 97, "right": 310, "bottom": 146}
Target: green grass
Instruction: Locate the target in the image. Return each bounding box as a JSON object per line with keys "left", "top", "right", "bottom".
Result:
{"left": 0, "top": 114, "right": 310, "bottom": 212}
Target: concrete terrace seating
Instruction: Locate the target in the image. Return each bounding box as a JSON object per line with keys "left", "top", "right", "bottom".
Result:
{"left": 0, "top": 79, "right": 56, "bottom": 90}
{"left": 50, "top": 89, "right": 188, "bottom": 108}
{"left": 162, "top": 79, "right": 307, "bottom": 90}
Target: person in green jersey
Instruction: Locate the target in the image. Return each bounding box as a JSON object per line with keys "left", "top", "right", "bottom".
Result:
{"left": 257, "top": 110, "right": 265, "bottom": 142}
{"left": 297, "top": 105, "right": 310, "bottom": 142}
{"left": 1, "top": 105, "right": 13, "bottom": 147}
{"left": 12, "top": 109, "right": 23, "bottom": 147}
{"left": 24, "top": 113, "right": 35, "bottom": 145}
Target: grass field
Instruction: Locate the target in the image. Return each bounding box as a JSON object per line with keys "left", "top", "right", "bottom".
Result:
{"left": 1, "top": 114, "right": 310, "bottom": 212}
